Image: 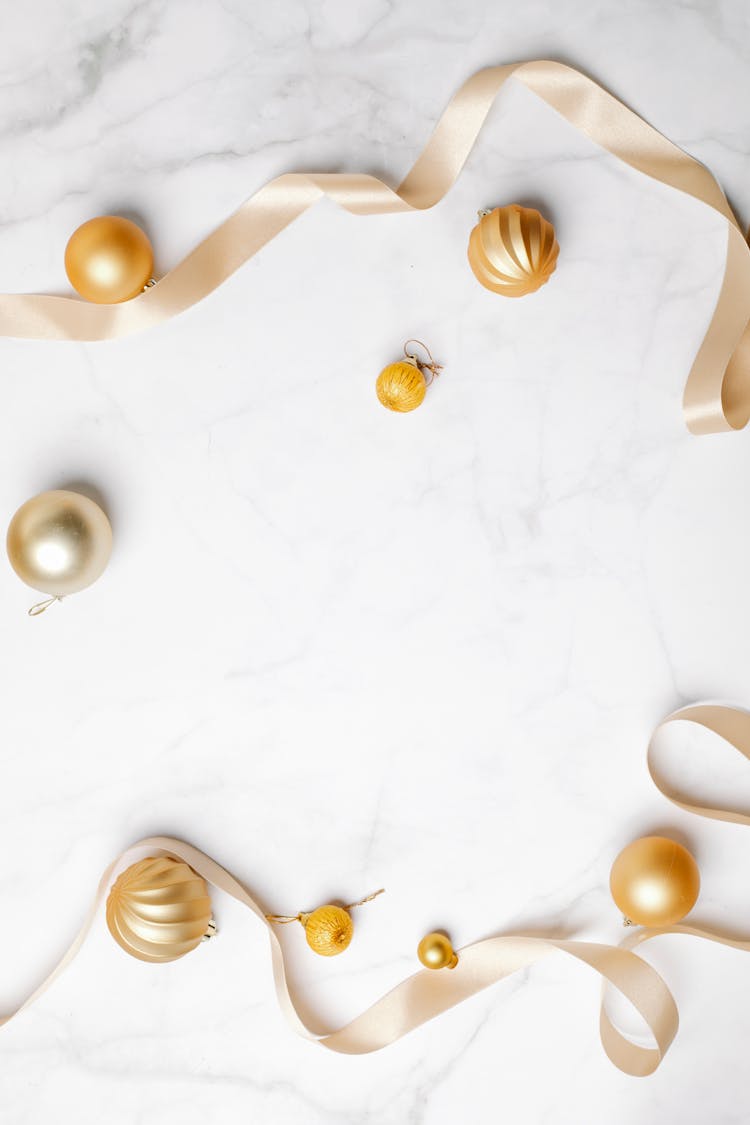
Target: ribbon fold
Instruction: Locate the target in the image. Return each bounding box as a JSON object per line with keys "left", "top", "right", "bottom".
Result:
{"left": 3, "top": 62, "right": 750, "bottom": 434}
{"left": 3, "top": 704, "right": 750, "bottom": 1076}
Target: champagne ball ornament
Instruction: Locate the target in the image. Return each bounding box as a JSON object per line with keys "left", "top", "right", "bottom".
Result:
{"left": 417, "top": 931, "right": 458, "bottom": 970}
{"left": 376, "top": 340, "right": 443, "bottom": 412}
{"left": 610, "top": 836, "right": 700, "bottom": 927}
{"left": 65, "top": 216, "right": 154, "bottom": 303}
{"left": 468, "top": 204, "right": 559, "bottom": 297}
{"left": 7, "top": 490, "right": 113, "bottom": 615}
{"left": 106, "top": 856, "right": 216, "bottom": 963}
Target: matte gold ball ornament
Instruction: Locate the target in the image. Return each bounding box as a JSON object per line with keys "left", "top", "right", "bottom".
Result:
{"left": 468, "top": 204, "right": 559, "bottom": 296}
{"left": 417, "top": 931, "right": 459, "bottom": 970}
{"left": 65, "top": 216, "right": 155, "bottom": 303}
{"left": 106, "top": 856, "right": 216, "bottom": 963}
{"left": 376, "top": 340, "right": 443, "bottom": 412}
{"left": 6, "top": 489, "right": 113, "bottom": 615}
{"left": 267, "top": 888, "right": 384, "bottom": 956}
{"left": 610, "top": 836, "right": 701, "bottom": 928}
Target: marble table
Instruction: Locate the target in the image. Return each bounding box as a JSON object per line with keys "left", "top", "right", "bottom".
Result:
{"left": 1, "top": 1, "right": 749, "bottom": 1121}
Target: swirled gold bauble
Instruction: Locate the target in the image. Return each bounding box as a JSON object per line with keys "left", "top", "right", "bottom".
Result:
{"left": 610, "top": 836, "right": 700, "bottom": 928}
{"left": 302, "top": 905, "right": 353, "bottom": 956}
{"left": 376, "top": 360, "right": 427, "bottom": 412}
{"left": 468, "top": 204, "right": 559, "bottom": 297}
{"left": 106, "top": 856, "right": 213, "bottom": 963}
{"left": 417, "top": 931, "right": 458, "bottom": 970}
{"left": 6, "top": 490, "right": 112, "bottom": 598}
{"left": 65, "top": 216, "right": 154, "bottom": 303}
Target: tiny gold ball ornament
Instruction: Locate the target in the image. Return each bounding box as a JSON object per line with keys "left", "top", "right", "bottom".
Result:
{"left": 417, "top": 931, "right": 458, "bottom": 970}
{"left": 7, "top": 490, "right": 112, "bottom": 602}
{"left": 302, "top": 905, "right": 354, "bottom": 956}
{"left": 468, "top": 204, "right": 559, "bottom": 297}
{"left": 65, "top": 216, "right": 154, "bottom": 303}
{"left": 610, "top": 836, "right": 700, "bottom": 928}
{"left": 106, "top": 856, "right": 214, "bottom": 963}
{"left": 376, "top": 359, "right": 427, "bottom": 413}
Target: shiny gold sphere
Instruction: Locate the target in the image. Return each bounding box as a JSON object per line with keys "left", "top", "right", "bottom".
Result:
{"left": 376, "top": 360, "right": 427, "bottom": 412}
{"left": 303, "top": 905, "right": 354, "bottom": 956}
{"left": 468, "top": 204, "right": 559, "bottom": 297}
{"left": 417, "top": 931, "right": 458, "bottom": 970}
{"left": 610, "top": 836, "right": 700, "bottom": 927}
{"left": 7, "top": 490, "right": 112, "bottom": 597}
{"left": 65, "top": 216, "right": 154, "bottom": 303}
{"left": 106, "top": 856, "right": 214, "bottom": 963}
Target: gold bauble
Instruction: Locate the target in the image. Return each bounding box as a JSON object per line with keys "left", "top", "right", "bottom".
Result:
{"left": 65, "top": 216, "right": 154, "bottom": 303}
{"left": 610, "top": 836, "right": 700, "bottom": 927}
{"left": 468, "top": 204, "right": 559, "bottom": 297}
{"left": 417, "top": 931, "right": 458, "bottom": 970}
{"left": 106, "top": 856, "right": 214, "bottom": 963}
{"left": 302, "top": 905, "right": 354, "bottom": 956}
{"left": 376, "top": 360, "right": 427, "bottom": 412}
{"left": 7, "top": 490, "right": 112, "bottom": 598}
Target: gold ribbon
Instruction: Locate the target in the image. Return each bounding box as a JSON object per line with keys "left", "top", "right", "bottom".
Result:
{"left": 3, "top": 62, "right": 750, "bottom": 434}
{"left": 2, "top": 703, "right": 748, "bottom": 1076}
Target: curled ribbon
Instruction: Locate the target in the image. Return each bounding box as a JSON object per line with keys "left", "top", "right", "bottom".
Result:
{"left": 2, "top": 704, "right": 749, "bottom": 1076}
{"left": 4, "top": 62, "right": 750, "bottom": 434}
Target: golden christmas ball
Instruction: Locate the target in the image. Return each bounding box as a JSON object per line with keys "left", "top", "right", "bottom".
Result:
{"left": 610, "top": 836, "right": 700, "bottom": 928}
{"left": 376, "top": 360, "right": 427, "bottom": 412}
{"left": 302, "top": 905, "right": 354, "bottom": 956}
{"left": 468, "top": 204, "right": 559, "bottom": 297}
{"left": 106, "top": 856, "right": 214, "bottom": 963}
{"left": 417, "top": 931, "right": 458, "bottom": 970}
{"left": 65, "top": 216, "right": 154, "bottom": 303}
{"left": 7, "top": 490, "right": 112, "bottom": 599}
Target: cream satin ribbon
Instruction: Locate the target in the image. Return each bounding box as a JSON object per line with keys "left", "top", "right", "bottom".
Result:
{"left": 3, "top": 62, "right": 750, "bottom": 434}
{"left": 3, "top": 704, "right": 749, "bottom": 1077}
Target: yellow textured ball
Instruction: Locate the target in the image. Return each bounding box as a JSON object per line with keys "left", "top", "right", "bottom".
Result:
{"left": 610, "top": 836, "right": 700, "bottom": 927}
{"left": 417, "top": 931, "right": 458, "bottom": 970}
{"left": 303, "top": 905, "right": 353, "bottom": 956}
{"left": 7, "top": 489, "right": 112, "bottom": 598}
{"left": 65, "top": 216, "right": 154, "bottom": 303}
{"left": 376, "top": 360, "right": 427, "bottom": 412}
{"left": 106, "top": 856, "right": 214, "bottom": 963}
{"left": 468, "top": 204, "right": 559, "bottom": 297}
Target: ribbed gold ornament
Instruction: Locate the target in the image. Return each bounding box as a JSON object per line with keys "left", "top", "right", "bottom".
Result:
{"left": 376, "top": 359, "right": 427, "bottom": 412}
{"left": 468, "top": 204, "right": 559, "bottom": 297}
{"left": 301, "top": 905, "right": 354, "bottom": 956}
{"left": 106, "top": 856, "right": 214, "bottom": 963}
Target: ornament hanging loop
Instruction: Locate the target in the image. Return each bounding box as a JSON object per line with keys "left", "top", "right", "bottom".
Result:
{"left": 403, "top": 340, "right": 443, "bottom": 386}
{"left": 28, "top": 595, "right": 62, "bottom": 617}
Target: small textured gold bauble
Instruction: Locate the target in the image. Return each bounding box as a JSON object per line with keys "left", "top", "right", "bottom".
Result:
{"left": 468, "top": 204, "right": 559, "bottom": 297}
{"left": 65, "top": 216, "right": 154, "bottom": 304}
{"left": 376, "top": 360, "right": 427, "bottom": 412}
{"left": 302, "top": 905, "right": 354, "bottom": 956}
{"left": 417, "top": 931, "right": 458, "bottom": 970}
{"left": 106, "top": 856, "right": 213, "bottom": 963}
{"left": 610, "top": 836, "right": 700, "bottom": 928}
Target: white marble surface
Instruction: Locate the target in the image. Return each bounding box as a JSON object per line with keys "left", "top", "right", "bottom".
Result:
{"left": 1, "top": 1, "right": 750, "bottom": 1121}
